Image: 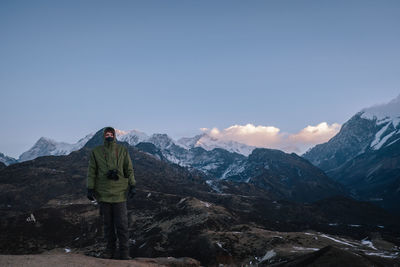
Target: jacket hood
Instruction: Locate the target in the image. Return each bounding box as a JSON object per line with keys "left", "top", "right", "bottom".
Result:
{"left": 103, "top": 126, "right": 117, "bottom": 147}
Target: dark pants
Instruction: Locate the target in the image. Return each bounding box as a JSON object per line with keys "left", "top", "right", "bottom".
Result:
{"left": 99, "top": 201, "right": 129, "bottom": 253}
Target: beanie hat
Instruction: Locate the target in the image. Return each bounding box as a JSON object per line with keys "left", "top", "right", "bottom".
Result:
{"left": 104, "top": 126, "right": 116, "bottom": 136}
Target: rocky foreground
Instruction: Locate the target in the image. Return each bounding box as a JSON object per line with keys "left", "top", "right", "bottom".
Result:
{"left": 0, "top": 226, "right": 399, "bottom": 266}
{"left": 1, "top": 146, "right": 400, "bottom": 266}
{"left": 1, "top": 193, "right": 399, "bottom": 266}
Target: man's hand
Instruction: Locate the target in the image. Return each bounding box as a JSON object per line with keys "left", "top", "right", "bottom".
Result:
{"left": 128, "top": 185, "right": 136, "bottom": 199}
{"left": 87, "top": 188, "right": 96, "bottom": 201}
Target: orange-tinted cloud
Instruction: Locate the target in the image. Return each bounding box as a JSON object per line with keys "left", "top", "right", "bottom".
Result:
{"left": 201, "top": 122, "right": 341, "bottom": 154}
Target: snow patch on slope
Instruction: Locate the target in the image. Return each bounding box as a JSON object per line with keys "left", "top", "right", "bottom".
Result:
{"left": 360, "top": 94, "right": 400, "bottom": 150}
{"left": 117, "top": 129, "right": 149, "bottom": 145}
{"left": 194, "top": 134, "right": 255, "bottom": 156}
{"left": 19, "top": 133, "right": 95, "bottom": 162}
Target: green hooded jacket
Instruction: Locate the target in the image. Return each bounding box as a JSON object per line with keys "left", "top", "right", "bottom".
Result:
{"left": 86, "top": 127, "right": 136, "bottom": 203}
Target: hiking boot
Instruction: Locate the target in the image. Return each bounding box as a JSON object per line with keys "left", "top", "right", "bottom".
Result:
{"left": 119, "top": 249, "right": 131, "bottom": 260}
{"left": 102, "top": 248, "right": 116, "bottom": 259}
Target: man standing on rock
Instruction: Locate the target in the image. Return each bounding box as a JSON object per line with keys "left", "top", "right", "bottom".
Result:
{"left": 86, "top": 126, "right": 136, "bottom": 260}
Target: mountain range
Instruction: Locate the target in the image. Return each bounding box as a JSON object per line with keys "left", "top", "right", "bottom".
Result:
{"left": 1, "top": 95, "right": 400, "bottom": 265}
{"left": 0, "top": 129, "right": 255, "bottom": 166}
{"left": 1, "top": 95, "right": 399, "bottom": 214}
{"left": 18, "top": 134, "right": 95, "bottom": 162}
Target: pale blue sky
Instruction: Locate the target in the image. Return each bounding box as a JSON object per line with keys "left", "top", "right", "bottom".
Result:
{"left": 1, "top": 0, "right": 399, "bottom": 158}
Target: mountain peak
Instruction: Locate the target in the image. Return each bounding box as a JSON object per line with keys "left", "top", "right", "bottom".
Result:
{"left": 19, "top": 133, "right": 93, "bottom": 162}
{"left": 117, "top": 129, "right": 149, "bottom": 145}
{"left": 360, "top": 94, "right": 400, "bottom": 124}
{"left": 177, "top": 134, "right": 206, "bottom": 149}
{"left": 194, "top": 134, "right": 256, "bottom": 156}
{"left": 37, "top": 136, "right": 57, "bottom": 144}
{"left": 0, "top": 152, "right": 18, "bottom": 166}
{"left": 115, "top": 129, "right": 128, "bottom": 135}
{"left": 147, "top": 133, "right": 176, "bottom": 150}
{"left": 303, "top": 94, "right": 400, "bottom": 171}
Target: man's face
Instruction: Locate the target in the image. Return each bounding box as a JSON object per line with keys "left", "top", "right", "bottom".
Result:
{"left": 105, "top": 132, "right": 114, "bottom": 138}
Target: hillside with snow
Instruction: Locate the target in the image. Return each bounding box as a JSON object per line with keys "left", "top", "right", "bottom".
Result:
{"left": 178, "top": 133, "right": 256, "bottom": 156}
{"left": 303, "top": 94, "right": 400, "bottom": 213}
{"left": 18, "top": 133, "right": 95, "bottom": 162}
{"left": 0, "top": 152, "right": 18, "bottom": 166}
{"left": 303, "top": 94, "right": 400, "bottom": 171}
{"left": 361, "top": 94, "right": 400, "bottom": 150}
{"left": 116, "top": 129, "right": 149, "bottom": 146}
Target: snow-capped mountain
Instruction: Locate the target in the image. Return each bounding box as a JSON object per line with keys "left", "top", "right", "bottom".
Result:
{"left": 176, "top": 134, "right": 204, "bottom": 149}
{"left": 303, "top": 94, "right": 400, "bottom": 171}
{"left": 115, "top": 130, "right": 256, "bottom": 178}
{"left": 18, "top": 133, "right": 95, "bottom": 162}
{"left": 177, "top": 133, "right": 256, "bottom": 156}
{"left": 17, "top": 128, "right": 148, "bottom": 163}
{"left": 361, "top": 95, "right": 400, "bottom": 150}
{"left": 303, "top": 94, "right": 400, "bottom": 213}
{"left": 17, "top": 125, "right": 257, "bottom": 164}
{"left": 84, "top": 129, "right": 345, "bottom": 203}
{"left": 0, "top": 152, "right": 18, "bottom": 166}
{"left": 80, "top": 128, "right": 248, "bottom": 179}
{"left": 116, "top": 130, "right": 256, "bottom": 156}
{"left": 147, "top": 133, "right": 177, "bottom": 150}
{"left": 116, "top": 129, "right": 149, "bottom": 146}
{"left": 135, "top": 133, "right": 252, "bottom": 178}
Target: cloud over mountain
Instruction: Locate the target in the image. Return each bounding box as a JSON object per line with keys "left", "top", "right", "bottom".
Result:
{"left": 201, "top": 122, "right": 341, "bottom": 154}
